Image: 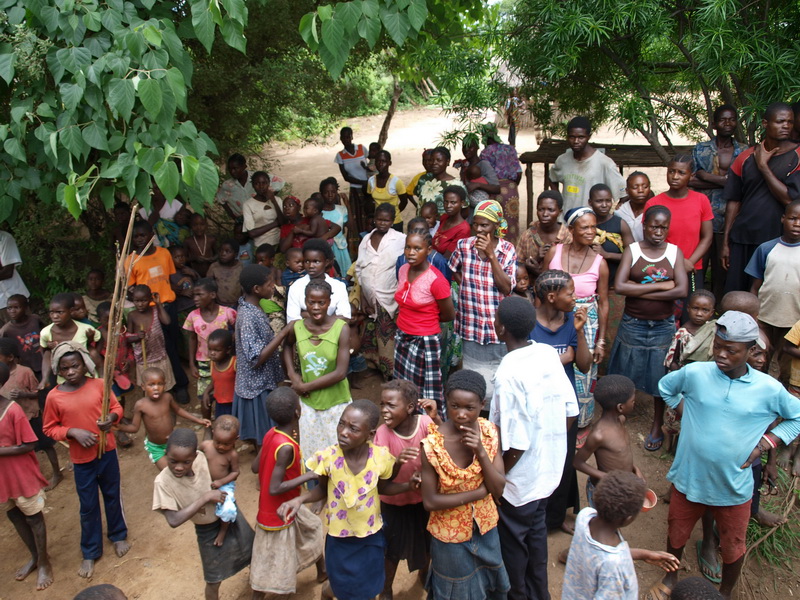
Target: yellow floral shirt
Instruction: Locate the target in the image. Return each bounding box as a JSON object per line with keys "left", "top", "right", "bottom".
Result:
{"left": 307, "top": 442, "right": 395, "bottom": 538}
{"left": 421, "top": 418, "right": 500, "bottom": 543}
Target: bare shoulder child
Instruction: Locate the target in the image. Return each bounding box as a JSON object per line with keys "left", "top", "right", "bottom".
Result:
{"left": 117, "top": 367, "right": 211, "bottom": 470}
{"left": 199, "top": 416, "right": 240, "bottom": 547}
{"left": 574, "top": 375, "right": 642, "bottom": 507}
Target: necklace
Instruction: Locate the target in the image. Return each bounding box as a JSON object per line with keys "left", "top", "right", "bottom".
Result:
{"left": 569, "top": 245, "right": 590, "bottom": 274}
{"left": 195, "top": 234, "right": 207, "bottom": 256}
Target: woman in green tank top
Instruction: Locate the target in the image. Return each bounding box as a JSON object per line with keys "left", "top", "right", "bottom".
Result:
{"left": 283, "top": 279, "right": 352, "bottom": 460}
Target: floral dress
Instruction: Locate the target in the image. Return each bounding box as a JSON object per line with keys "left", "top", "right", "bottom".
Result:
{"left": 414, "top": 174, "right": 467, "bottom": 215}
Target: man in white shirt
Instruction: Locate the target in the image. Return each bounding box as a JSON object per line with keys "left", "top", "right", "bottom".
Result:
{"left": 491, "top": 296, "right": 579, "bottom": 600}
{"left": 0, "top": 231, "right": 29, "bottom": 323}
{"left": 550, "top": 116, "right": 627, "bottom": 215}
{"left": 215, "top": 153, "right": 285, "bottom": 221}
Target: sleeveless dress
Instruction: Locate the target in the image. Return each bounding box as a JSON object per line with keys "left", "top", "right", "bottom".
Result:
{"left": 295, "top": 319, "right": 351, "bottom": 460}
{"left": 549, "top": 244, "right": 604, "bottom": 428}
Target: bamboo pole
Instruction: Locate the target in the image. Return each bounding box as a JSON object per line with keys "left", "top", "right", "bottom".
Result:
{"left": 141, "top": 327, "right": 148, "bottom": 369}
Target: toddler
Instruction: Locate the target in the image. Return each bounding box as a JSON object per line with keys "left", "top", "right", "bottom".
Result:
{"left": 117, "top": 367, "right": 210, "bottom": 469}
{"left": 255, "top": 244, "right": 287, "bottom": 335}
{"left": 199, "top": 415, "right": 240, "bottom": 546}
{"left": 282, "top": 247, "right": 306, "bottom": 288}
{"left": 70, "top": 294, "right": 92, "bottom": 325}
{"left": 207, "top": 239, "right": 244, "bottom": 307}
{"left": 202, "top": 329, "right": 237, "bottom": 421}
{"left": 511, "top": 261, "right": 533, "bottom": 302}
{"left": 420, "top": 201, "right": 440, "bottom": 237}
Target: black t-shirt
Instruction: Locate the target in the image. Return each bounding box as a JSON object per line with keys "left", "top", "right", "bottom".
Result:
{"left": 596, "top": 214, "right": 624, "bottom": 284}
{"left": 724, "top": 146, "right": 800, "bottom": 245}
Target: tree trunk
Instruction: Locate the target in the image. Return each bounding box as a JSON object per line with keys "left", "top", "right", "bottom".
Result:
{"left": 378, "top": 78, "right": 402, "bottom": 148}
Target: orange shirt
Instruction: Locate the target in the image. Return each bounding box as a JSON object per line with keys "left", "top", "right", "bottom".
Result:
{"left": 125, "top": 247, "right": 176, "bottom": 303}
{"left": 421, "top": 418, "right": 500, "bottom": 543}
{"left": 43, "top": 378, "right": 123, "bottom": 464}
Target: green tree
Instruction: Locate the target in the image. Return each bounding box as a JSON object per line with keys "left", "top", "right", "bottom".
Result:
{"left": 0, "top": 0, "right": 248, "bottom": 221}
{"left": 502, "top": 0, "right": 800, "bottom": 160}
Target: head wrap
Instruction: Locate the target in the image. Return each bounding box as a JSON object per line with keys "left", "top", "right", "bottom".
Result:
{"left": 565, "top": 206, "right": 595, "bottom": 227}
{"left": 479, "top": 123, "right": 503, "bottom": 146}
{"left": 284, "top": 195, "right": 301, "bottom": 207}
{"left": 52, "top": 341, "right": 98, "bottom": 377}
{"left": 474, "top": 200, "right": 508, "bottom": 238}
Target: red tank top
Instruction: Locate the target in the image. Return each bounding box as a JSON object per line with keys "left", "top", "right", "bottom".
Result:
{"left": 211, "top": 357, "right": 236, "bottom": 404}
{"left": 257, "top": 428, "right": 303, "bottom": 530}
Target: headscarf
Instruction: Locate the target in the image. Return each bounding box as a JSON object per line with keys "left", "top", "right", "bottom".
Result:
{"left": 479, "top": 123, "right": 503, "bottom": 146}
{"left": 52, "top": 341, "right": 98, "bottom": 377}
{"left": 474, "top": 199, "right": 508, "bottom": 238}
{"left": 565, "top": 206, "right": 595, "bottom": 227}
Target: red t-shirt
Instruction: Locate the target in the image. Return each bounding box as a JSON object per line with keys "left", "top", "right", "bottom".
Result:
{"left": 211, "top": 356, "right": 236, "bottom": 404}
{"left": 395, "top": 264, "right": 451, "bottom": 336}
{"left": 43, "top": 378, "right": 123, "bottom": 464}
{"left": 645, "top": 190, "right": 713, "bottom": 269}
{"left": 280, "top": 218, "right": 333, "bottom": 249}
{"left": 0, "top": 401, "right": 49, "bottom": 502}
{"left": 257, "top": 428, "right": 303, "bottom": 529}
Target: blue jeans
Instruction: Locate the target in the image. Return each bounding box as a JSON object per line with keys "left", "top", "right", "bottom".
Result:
{"left": 73, "top": 449, "right": 128, "bottom": 559}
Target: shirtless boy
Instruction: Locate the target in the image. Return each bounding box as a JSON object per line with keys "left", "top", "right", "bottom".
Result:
{"left": 116, "top": 367, "right": 211, "bottom": 470}
{"left": 199, "top": 415, "right": 240, "bottom": 546}
{"left": 573, "top": 374, "right": 643, "bottom": 507}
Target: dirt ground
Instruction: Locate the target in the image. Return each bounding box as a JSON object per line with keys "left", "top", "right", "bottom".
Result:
{"left": 2, "top": 109, "right": 798, "bottom": 599}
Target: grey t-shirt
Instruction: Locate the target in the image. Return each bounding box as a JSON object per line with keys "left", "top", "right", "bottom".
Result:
{"left": 550, "top": 149, "right": 627, "bottom": 215}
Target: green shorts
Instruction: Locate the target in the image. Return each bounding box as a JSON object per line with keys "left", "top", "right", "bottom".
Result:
{"left": 144, "top": 437, "right": 168, "bottom": 464}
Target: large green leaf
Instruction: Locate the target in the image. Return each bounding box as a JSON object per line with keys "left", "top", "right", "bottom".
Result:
{"left": 357, "top": 15, "right": 381, "bottom": 48}
{"left": 181, "top": 155, "right": 199, "bottom": 186}
{"left": 299, "top": 12, "right": 319, "bottom": 49}
{"left": 60, "top": 81, "right": 84, "bottom": 111}
{"left": 194, "top": 155, "right": 219, "bottom": 199}
{"left": 82, "top": 122, "right": 109, "bottom": 151}
{"left": 165, "top": 68, "right": 187, "bottom": 112}
{"left": 3, "top": 138, "right": 25, "bottom": 162}
{"left": 221, "top": 0, "right": 247, "bottom": 23}
{"left": 138, "top": 77, "right": 163, "bottom": 116}
{"left": 192, "top": 0, "right": 215, "bottom": 53}
{"left": 60, "top": 125, "right": 88, "bottom": 159}
{"left": 379, "top": 5, "right": 410, "bottom": 47}
{"left": 335, "top": 2, "right": 362, "bottom": 32}
{"left": 107, "top": 78, "right": 136, "bottom": 121}
{"left": 221, "top": 17, "right": 246, "bottom": 54}
{"left": 0, "top": 45, "right": 16, "bottom": 85}
{"left": 154, "top": 159, "right": 180, "bottom": 201}
{"left": 407, "top": 0, "right": 428, "bottom": 31}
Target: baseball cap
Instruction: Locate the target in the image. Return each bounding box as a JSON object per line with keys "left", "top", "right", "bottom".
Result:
{"left": 716, "top": 311, "right": 760, "bottom": 343}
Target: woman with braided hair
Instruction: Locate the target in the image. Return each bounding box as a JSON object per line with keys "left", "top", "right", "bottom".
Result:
{"left": 543, "top": 207, "right": 609, "bottom": 448}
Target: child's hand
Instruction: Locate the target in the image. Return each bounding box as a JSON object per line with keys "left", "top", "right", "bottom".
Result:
{"left": 205, "top": 489, "right": 227, "bottom": 504}
{"left": 70, "top": 428, "right": 99, "bottom": 447}
{"left": 418, "top": 398, "right": 438, "bottom": 420}
{"left": 137, "top": 330, "right": 146, "bottom": 340}
{"left": 459, "top": 424, "right": 484, "bottom": 455}
{"left": 201, "top": 393, "right": 211, "bottom": 410}
{"left": 200, "top": 418, "right": 212, "bottom": 428}
{"left": 86, "top": 329, "right": 96, "bottom": 342}
{"left": 8, "top": 388, "right": 21, "bottom": 400}
{"left": 97, "top": 415, "right": 116, "bottom": 432}
{"left": 277, "top": 498, "right": 302, "bottom": 522}
{"left": 190, "top": 363, "right": 200, "bottom": 379}
{"left": 633, "top": 465, "right": 645, "bottom": 484}
{"left": 291, "top": 380, "right": 309, "bottom": 397}
{"left": 153, "top": 292, "right": 161, "bottom": 304}
{"left": 642, "top": 550, "right": 681, "bottom": 572}
{"left": 211, "top": 480, "right": 222, "bottom": 490}
{"left": 47, "top": 340, "right": 58, "bottom": 349}
{"left": 574, "top": 305, "right": 588, "bottom": 330}
{"left": 398, "top": 447, "right": 420, "bottom": 465}
{"left": 409, "top": 471, "right": 422, "bottom": 490}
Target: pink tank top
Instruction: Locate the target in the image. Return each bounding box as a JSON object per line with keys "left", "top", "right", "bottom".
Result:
{"left": 549, "top": 244, "right": 603, "bottom": 299}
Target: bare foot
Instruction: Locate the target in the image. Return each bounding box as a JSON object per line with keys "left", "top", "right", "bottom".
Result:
{"left": 311, "top": 499, "right": 325, "bottom": 515}
{"left": 560, "top": 521, "right": 575, "bottom": 535}
{"left": 558, "top": 548, "right": 569, "bottom": 564}
{"left": 753, "top": 508, "right": 787, "bottom": 528}
{"left": 36, "top": 563, "right": 54, "bottom": 590}
{"left": 78, "top": 559, "right": 95, "bottom": 578}
{"left": 114, "top": 539, "right": 131, "bottom": 557}
{"left": 316, "top": 559, "right": 328, "bottom": 583}
{"left": 777, "top": 446, "right": 793, "bottom": 470}
{"left": 379, "top": 590, "right": 394, "bottom": 600}
{"left": 45, "top": 471, "right": 63, "bottom": 491}
{"left": 793, "top": 453, "right": 800, "bottom": 478}
{"left": 320, "top": 581, "right": 334, "bottom": 600}
{"left": 14, "top": 558, "right": 37, "bottom": 581}
{"left": 213, "top": 533, "right": 226, "bottom": 547}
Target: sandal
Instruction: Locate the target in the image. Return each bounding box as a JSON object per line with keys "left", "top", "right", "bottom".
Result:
{"left": 644, "top": 582, "right": 672, "bottom": 600}
{"left": 645, "top": 432, "right": 664, "bottom": 452}
{"left": 696, "top": 540, "right": 722, "bottom": 584}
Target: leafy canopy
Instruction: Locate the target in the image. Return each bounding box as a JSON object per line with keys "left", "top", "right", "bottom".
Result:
{"left": 0, "top": 0, "right": 248, "bottom": 222}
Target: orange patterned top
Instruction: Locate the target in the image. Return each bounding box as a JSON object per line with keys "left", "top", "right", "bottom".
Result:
{"left": 421, "top": 418, "right": 500, "bottom": 543}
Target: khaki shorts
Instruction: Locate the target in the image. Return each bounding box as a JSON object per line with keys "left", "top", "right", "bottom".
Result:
{"left": 1, "top": 489, "right": 45, "bottom": 516}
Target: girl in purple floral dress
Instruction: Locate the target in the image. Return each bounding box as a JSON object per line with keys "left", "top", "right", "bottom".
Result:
{"left": 276, "top": 399, "right": 419, "bottom": 600}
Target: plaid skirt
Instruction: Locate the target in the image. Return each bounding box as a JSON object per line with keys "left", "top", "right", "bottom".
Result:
{"left": 574, "top": 296, "right": 598, "bottom": 428}
{"left": 394, "top": 329, "right": 443, "bottom": 417}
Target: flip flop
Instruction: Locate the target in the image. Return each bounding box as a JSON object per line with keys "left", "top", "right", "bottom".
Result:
{"left": 645, "top": 432, "right": 664, "bottom": 452}
{"left": 644, "top": 582, "right": 672, "bottom": 600}
{"left": 696, "top": 540, "right": 722, "bottom": 584}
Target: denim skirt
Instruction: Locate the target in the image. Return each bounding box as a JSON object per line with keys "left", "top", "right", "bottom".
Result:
{"left": 607, "top": 314, "right": 675, "bottom": 396}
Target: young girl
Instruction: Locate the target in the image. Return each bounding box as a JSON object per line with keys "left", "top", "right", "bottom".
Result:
{"left": 516, "top": 190, "right": 572, "bottom": 279}
{"left": 183, "top": 278, "right": 237, "bottom": 409}
{"left": 242, "top": 170, "right": 286, "bottom": 251}
{"left": 644, "top": 155, "right": 714, "bottom": 298}
{"left": 432, "top": 186, "right": 471, "bottom": 259}
{"left": 126, "top": 285, "right": 177, "bottom": 392}
{"left": 420, "top": 369, "right": 509, "bottom": 598}
{"left": 616, "top": 171, "right": 651, "bottom": 242}
{"left": 544, "top": 207, "right": 609, "bottom": 445}
{"left": 40, "top": 293, "right": 101, "bottom": 386}
{"left": 320, "top": 177, "right": 352, "bottom": 275}
{"left": 367, "top": 150, "right": 408, "bottom": 231}
{"left": 186, "top": 213, "right": 217, "bottom": 277}
{"left": 207, "top": 239, "right": 244, "bottom": 308}
{"left": 83, "top": 269, "right": 111, "bottom": 325}
{"left": 277, "top": 400, "right": 416, "bottom": 600}
{"left": 531, "top": 270, "right": 592, "bottom": 534}
{"left": 512, "top": 262, "right": 533, "bottom": 302}
{"left": 202, "top": 329, "right": 237, "bottom": 420}
{"left": 355, "top": 203, "right": 405, "bottom": 380}
{"left": 169, "top": 245, "right": 200, "bottom": 313}
{"left": 374, "top": 380, "right": 439, "bottom": 599}
{"left": 393, "top": 230, "right": 455, "bottom": 411}
{"left": 234, "top": 264, "right": 289, "bottom": 450}
{"left": 608, "top": 205, "right": 689, "bottom": 453}
{"left": 282, "top": 279, "right": 351, "bottom": 461}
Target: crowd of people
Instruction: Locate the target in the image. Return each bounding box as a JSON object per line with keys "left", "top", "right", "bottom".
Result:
{"left": 2, "top": 103, "right": 800, "bottom": 600}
